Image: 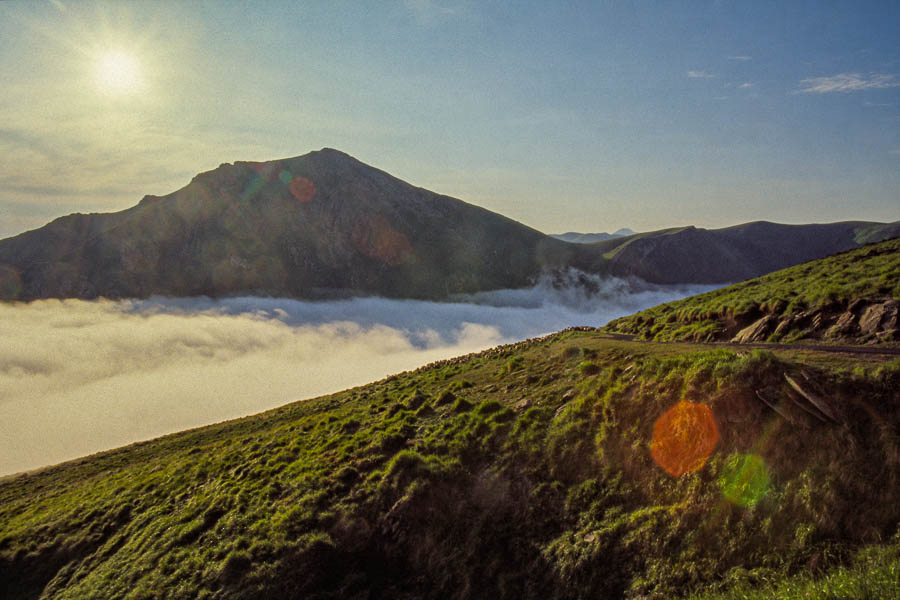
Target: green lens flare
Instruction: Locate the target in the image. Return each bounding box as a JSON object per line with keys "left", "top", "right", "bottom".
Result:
{"left": 241, "top": 174, "right": 266, "bottom": 203}
{"left": 719, "top": 453, "right": 771, "bottom": 507}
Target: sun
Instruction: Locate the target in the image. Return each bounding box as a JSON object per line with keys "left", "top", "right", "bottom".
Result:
{"left": 95, "top": 50, "right": 140, "bottom": 95}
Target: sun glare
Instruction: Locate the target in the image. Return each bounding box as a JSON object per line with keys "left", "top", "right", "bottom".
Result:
{"left": 95, "top": 50, "right": 140, "bottom": 95}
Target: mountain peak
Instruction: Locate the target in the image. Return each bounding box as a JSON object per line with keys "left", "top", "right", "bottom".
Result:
{"left": 0, "top": 149, "right": 573, "bottom": 301}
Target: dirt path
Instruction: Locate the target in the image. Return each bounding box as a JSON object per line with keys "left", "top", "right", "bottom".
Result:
{"left": 599, "top": 332, "right": 900, "bottom": 357}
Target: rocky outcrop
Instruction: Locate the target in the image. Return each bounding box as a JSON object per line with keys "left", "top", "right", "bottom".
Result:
{"left": 859, "top": 300, "right": 899, "bottom": 335}
{"left": 732, "top": 315, "right": 778, "bottom": 343}
{"left": 731, "top": 298, "right": 899, "bottom": 344}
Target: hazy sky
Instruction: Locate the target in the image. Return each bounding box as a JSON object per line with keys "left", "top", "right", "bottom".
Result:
{"left": 1, "top": 0, "right": 898, "bottom": 239}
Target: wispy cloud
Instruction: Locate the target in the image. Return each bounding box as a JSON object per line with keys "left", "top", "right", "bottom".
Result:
{"left": 890, "top": 149, "right": 900, "bottom": 155}
{"left": 405, "top": 0, "right": 463, "bottom": 25}
{"left": 687, "top": 70, "right": 715, "bottom": 79}
{"left": 727, "top": 55, "right": 752, "bottom": 61}
{"left": 738, "top": 82, "right": 754, "bottom": 89}
{"left": 797, "top": 72, "right": 900, "bottom": 93}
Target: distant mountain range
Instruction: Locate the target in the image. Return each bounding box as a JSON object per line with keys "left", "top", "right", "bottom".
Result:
{"left": 579, "top": 220, "right": 900, "bottom": 284}
{"left": 550, "top": 229, "right": 635, "bottom": 244}
{"left": 604, "top": 237, "right": 900, "bottom": 344}
{"left": 0, "top": 148, "right": 897, "bottom": 300}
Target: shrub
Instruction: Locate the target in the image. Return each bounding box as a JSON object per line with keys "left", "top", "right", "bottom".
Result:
{"left": 452, "top": 398, "right": 474, "bottom": 413}
{"left": 435, "top": 389, "right": 456, "bottom": 407}
{"left": 220, "top": 550, "right": 252, "bottom": 582}
{"left": 579, "top": 361, "right": 601, "bottom": 376}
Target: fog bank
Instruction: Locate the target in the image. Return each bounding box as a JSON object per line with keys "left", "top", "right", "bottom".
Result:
{"left": 1, "top": 274, "right": 716, "bottom": 476}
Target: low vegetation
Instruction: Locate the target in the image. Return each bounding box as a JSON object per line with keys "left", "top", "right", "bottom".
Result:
{"left": 604, "top": 237, "right": 900, "bottom": 344}
{"left": 1, "top": 328, "right": 898, "bottom": 599}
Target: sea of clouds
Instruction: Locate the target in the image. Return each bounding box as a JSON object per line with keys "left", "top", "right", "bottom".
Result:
{"left": 0, "top": 272, "right": 717, "bottom": 476}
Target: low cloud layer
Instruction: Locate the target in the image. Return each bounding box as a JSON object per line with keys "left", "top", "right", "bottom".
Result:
{"left": 0, "top": 274, "right": 716, "bottom": 476}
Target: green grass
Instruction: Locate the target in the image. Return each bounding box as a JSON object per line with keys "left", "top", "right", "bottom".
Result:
{"left": 686, "top": 542, "right": 900, "bottom": 600}
{"left": 604, "top": 237, "right": 900, "bottom": 343}
{"left": 1, "top": 330, "right": 897, "bottom": 599}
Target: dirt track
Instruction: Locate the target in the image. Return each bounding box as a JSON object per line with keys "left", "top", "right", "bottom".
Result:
{"left": 600, "top": 332, "right": 900, "bottom": 357}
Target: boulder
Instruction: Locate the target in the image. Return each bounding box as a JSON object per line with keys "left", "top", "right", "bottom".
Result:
{"left": 859, "top": 300, "right": 900, "bottom": 335}
{"left": 773, "top": 316, "right": 795, "bottom": 336}
{"left": 732, "top": 314, "right": 777, "bottom": 343}
{"left": 826, "top": 310, "right": 857, "bottom": 338}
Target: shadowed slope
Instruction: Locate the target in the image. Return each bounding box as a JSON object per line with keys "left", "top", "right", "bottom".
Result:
{"left": 1, "top": 148, "right": 897, "bottom": 301}
{"left": 586, "top": 221, "right": 900, "bottom": 284}
{"left": 0, "top": 149, "right": 582, "bottom": 301}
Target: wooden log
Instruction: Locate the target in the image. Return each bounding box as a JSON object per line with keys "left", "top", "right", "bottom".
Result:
{"left": 785, "top": 389, "right": 829, "bottom": 423}
{"left": 755, "top": 389, "right": 798, "bottom": 425}
{"left": 784, "top": 374, "right": 839, "bottom": 423}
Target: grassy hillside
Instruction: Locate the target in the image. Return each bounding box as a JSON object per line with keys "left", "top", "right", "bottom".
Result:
{"left": 604, "top": 237, "right": 900, "bottom": 344}
{"left": 2, "top": 329, "right": 898, "bottom": 599}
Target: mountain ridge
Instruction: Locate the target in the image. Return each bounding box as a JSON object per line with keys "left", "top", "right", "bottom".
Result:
{"left": 1, "top": 148, "right": 898, "bottom": 301}
{"left": 550, "top": 228, "right": 635, "bottom": 243}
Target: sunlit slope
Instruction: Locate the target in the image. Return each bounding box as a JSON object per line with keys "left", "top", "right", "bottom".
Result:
{"left": 1, "top": 331, "right": 898, "bottom": 599}
{"left": 604, "top": 237, "right": 900, "bottom": 344}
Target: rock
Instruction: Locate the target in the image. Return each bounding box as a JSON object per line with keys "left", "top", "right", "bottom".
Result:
{"left": 513, "top": 398, "right": 532, "bottom": 412}
{"left": 811, "top": 310, "right": 825, "bottom": 330}
{"left": 732, "top": 315, "right": 777, "bottom": 343}
{"left": 773, "top": 316, "right": 795, "bottom": 336}
{"left": 793, "top": 307, "right": 819, "bottom": 329}
{"left": 859, "top": 300, "right": 899, "bottom": 335}
{"left": 826, "top": 310, "right": 857, "bottom": 338}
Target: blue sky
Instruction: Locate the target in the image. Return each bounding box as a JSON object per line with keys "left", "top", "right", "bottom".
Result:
{"left": 1, "top": 0, "right": 898, "bottom": 238}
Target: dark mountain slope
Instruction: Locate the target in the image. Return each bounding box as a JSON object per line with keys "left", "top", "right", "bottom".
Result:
{"left": 587, "top": 220, "right": 900, "bottom": 284}
{"left": 550, "top": 228, "right": 635, "bottom": 243}
{"left": 604, "top": 237, "right": 900, "bottom": 344}
{"left": 0, "top": 149, "right": 583, "bottom": 300}
{"left": 1, "top": 148, "right": 897, "bottom": 300}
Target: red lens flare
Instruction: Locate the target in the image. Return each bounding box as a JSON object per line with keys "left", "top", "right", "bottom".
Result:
{"left": 248, "top": 162, "right": 280, "bottom": 180}
{"left": 651, "top": 401, "right": 719, "bottom": 477}
{"left": 351, "top": 215, "right": 413, "bottom": 266}
{"left": 289, "top": 177, "right": 315, "bottom": 203}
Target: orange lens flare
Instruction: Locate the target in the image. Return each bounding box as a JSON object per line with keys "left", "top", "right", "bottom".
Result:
{"left": 351, "top": 215, "right": 413, "bottom": 266}
{"left": 651, "top": 401, "right": 719, "bottom": 477}
{"left": 288, "top": 176, "right": 315, "bottom": 203}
